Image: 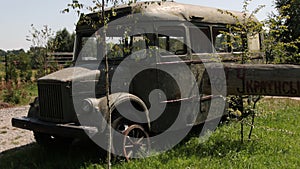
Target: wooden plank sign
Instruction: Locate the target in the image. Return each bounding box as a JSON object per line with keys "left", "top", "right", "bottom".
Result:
{"left": 202, "top": 64, "right": 300, "bottom": 97}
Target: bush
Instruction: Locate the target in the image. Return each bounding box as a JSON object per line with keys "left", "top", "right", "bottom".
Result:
{"left": 0, "top": 81, "right": 35, "bottom": 105}
{"left": 2, "top": 82, "right": 22, "bottom": 104}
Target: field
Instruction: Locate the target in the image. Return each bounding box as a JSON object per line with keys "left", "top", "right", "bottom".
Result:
{"left": 0, "top": 98, "right": 299, "bottom": 169}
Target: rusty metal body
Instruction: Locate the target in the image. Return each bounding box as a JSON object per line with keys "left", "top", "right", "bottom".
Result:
{"left": 12, "top": 1, "right": 290, "bottom": 141}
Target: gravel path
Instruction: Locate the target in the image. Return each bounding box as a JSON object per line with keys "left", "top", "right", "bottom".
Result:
{"left": 0, "top": 106, "right": 34, "bottom": 153}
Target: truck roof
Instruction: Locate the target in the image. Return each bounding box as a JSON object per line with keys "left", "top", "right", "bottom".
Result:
{"left": 77, "top": 1, "right": 257, "bottom": 31}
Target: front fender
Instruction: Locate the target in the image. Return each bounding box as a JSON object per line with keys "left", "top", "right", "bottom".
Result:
{"left": 97, "top": 93, "right": 150, "bottom": 131}
{"left": 28, "top": 97, "right": 39, "bottom": 118}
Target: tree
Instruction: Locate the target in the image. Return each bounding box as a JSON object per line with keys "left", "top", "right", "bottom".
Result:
{"left": 7, "top": 49, "right": 25, "bottom": 55}
{"left": 48, "top": 28, "right": 75, "bottom": 52}
{"left": 0, "top": 49, "right": 6, "bottom": 69}
{"left": 267, "top": 0, "right": 300, "bottom": 63}
{"left": 5, "top": 50, "right": 32, "bottom": 83}
{"left": 275, "top": 0, "right": 300, "bottom": 44}
{"left": 17, "top": 52, "right": 33, "bottom": 82}
{"left": 26, "top": 25, "right": 57, "bottom": 78}
{"left": 6, "top": 53, "right": 18, "bottom": 83}
{"left": 0, "top": 49, "right": 6, "bottom": 57}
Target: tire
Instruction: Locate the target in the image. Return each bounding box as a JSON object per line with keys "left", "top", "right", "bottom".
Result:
{"left": 111, "top": 117, "right": 131, "bottom": 157}
{"left": 122, "top": 124, "right": 151, "bottom": 161}
{"left": 111, "top": 116, "right": 151, "bottom": 161}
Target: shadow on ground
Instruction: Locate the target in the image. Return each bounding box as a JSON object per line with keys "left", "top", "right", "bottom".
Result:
{"left": 0, "top": 140, "right": 108, "bottom": 169}
{"left": 0, "top": 122, "right": 252, "bottom": 169}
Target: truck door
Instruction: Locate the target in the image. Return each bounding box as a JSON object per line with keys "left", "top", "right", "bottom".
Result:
{"left": 153, "top": 26, "right": 198, "bottom": 132}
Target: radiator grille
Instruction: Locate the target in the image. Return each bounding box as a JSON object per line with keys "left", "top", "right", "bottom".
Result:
{"left": 38, "top": 83, "right": 64, "bottom": 121}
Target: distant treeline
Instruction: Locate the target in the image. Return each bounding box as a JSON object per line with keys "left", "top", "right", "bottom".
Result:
{"left": 0, "top": 28, "right": 75, "bottom": 82}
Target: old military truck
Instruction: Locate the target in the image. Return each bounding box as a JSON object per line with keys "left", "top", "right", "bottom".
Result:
{"left": 12, "top": 1, "right": 264, "bottom": 159}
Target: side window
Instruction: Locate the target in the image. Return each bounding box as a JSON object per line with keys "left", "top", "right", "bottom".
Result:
{"left": 106, "top": 36, "right": 125, "bottom": 59}
{"left": 190, "top": 27, "right": 212, "bottom": 53}
{"left": 248, "top": 33, "right": 260, "bottom": 52}
{"left": 130, "top": 35, "right": 147, "bottom": 60}
{"left": 105, "top": 27, "right": 131, "bottom": 59}
{"left": 132, "top": 35, "right": 147, "bottom": 53}
{"left": 229, "top": 31, "right": 246, "bottom": 52}
{"left": 212, "top": 27, "right": 231, "bottom": 53}
{"left": 80, "top": 36, "right": 98, "bottom": 61}
{"left": 158, "top": 26, "right": 186, "bottom": 56}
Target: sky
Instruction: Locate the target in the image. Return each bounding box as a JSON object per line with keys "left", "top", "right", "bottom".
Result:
{"left": 0, "top": 0, "right": 274, "bottom": 51}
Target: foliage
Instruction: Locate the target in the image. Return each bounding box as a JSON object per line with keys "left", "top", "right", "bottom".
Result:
{"left": 275, "top": 0, "right": 300, "bottom": 46}
{"left": 0, "top": 64, "right": 4, "bottom": 80}
{"left": 1, "top": 82, "right": 37, "bottom": 105}
{"left": 25, "top": 26, "right": 74, "bottom": 79}
{"left": 4, "top": 51, "right": 33, "bottom": 83}
{"left": 26, "top": 25, "right": 57, "bottom": 78}
{"left": 218, "top": 0, "right": 264, "bottom": 142}
{"left": 264, "top": 0, "right": 300, "bottom": 64}
{"left": 48, "top": 28, "right": 75, "bottom": 52}
{"left": 0, "top": 98, "right": 299, "bottom": 168}
{"left": 218, "top": 0, "right": 264, "bottom": 63}
{"left": 2, "top": 82, "right": 23, "bottom": 104}
{"left": 0, "top": 26, "right": 73, "bottom": 105}
{"left": 16, "top": 52, "right": 33, "bottom": 82}
{"left": 5, "top": 54, "right": 18, "bottom": 83}
{"left": 0, "top": 49, "right": 6, "bottom": 56}
{"left": 0, "top": 50, "right": 37, "bottom": 105}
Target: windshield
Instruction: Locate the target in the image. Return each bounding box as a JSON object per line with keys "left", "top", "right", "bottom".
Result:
{"left": 76, "top": 34, "right": 130, "bottom": 61}
{"left": 75, "top": 28, "right": 151, "bottom": 62}
{"left": 76, "top": 25, "right": 135, "bottom": 61}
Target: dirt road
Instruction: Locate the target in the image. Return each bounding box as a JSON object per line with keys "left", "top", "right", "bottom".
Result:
{"left": 0, "top": 106, "right": 34, "bottom": 153}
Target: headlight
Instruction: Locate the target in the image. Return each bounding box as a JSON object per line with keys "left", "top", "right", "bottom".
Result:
{"left": 81, "top": 98, "right": 100, "bottom": 113}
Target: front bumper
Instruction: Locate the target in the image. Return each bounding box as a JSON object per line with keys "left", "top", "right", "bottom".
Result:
{"left": 12, "top": 117, "right": 98, "bottom": 139}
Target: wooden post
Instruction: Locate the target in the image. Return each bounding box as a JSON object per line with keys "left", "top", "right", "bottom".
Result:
{"left": 203, "top": 64, "right": 300, "bottom": 97}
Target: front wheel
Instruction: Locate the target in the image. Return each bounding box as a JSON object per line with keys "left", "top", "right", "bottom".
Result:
{"left": 122, "top": 124, "right": 151, "bottom": 161}
{"left": 111, "top": 117, "right": 151, "bottom": 161}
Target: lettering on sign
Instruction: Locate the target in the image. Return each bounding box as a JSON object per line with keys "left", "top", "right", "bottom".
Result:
{"left": 237, "top": 80, "right": 300, "bottom": 95}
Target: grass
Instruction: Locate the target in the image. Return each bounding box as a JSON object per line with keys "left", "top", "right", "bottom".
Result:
{"left": 0, "top": 98, "right": 299, "bottom": 169}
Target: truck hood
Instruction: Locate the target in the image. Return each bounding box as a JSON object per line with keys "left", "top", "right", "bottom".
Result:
{"left": 38, "top": 64, "right": 100, "bottom": 82}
